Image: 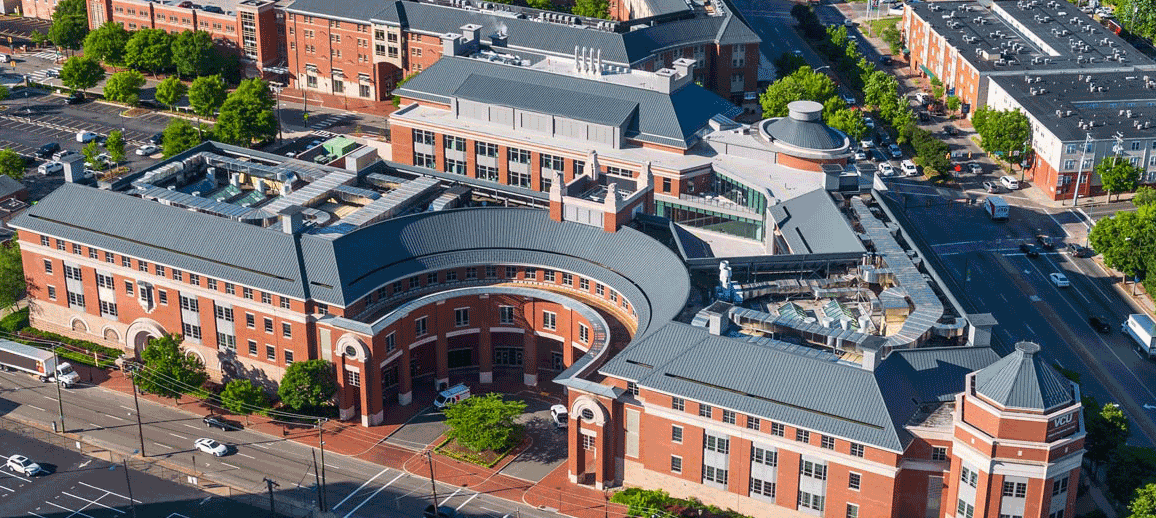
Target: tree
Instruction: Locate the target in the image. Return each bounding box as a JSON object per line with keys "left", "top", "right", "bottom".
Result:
{"left": 442, "top": 393, "right": 527, "bottom": 452}
{"left": 0, "top": 85, "right": 8, "bottom": 102}
{"left": 945, "top": 95, "right": 961, "bottom": 113}
{"left": 125, "top": 28, "right": 173, "bottom": 75}
{"left": 1109, "top": 446, "right": 1156, "bottom": 503}
{"left": 1131, "top": 483, "right": 1156, "bottom": 518}
{"left": 1089, "top": 205, "right": 1156, "bottom": 279}
{"left": 881, "top": 25, "right": 903, "bottom": 54}
{"left": 83, "top": 22, "right": 131, "bottom": 67}
{"left": 60, "top": 56, "right": 105, "bottom": 94}
{"left": 162, "top": 118, "right": 204, "bottom": 158}
{"left": 931, "top": 84, "right": 945, "bottom": 100}
{"left": 759, "top": 66, "right": 838, "bottom": 118}
{"left": 0, "top": 149, "right": 24, "bottom": 180}
{"left": 214, "top": 78, "right": 277, "bottom": 146}
{"left": 864, "top": 70, "right": 900, "bottom": 111}
{"left": 48, "top": 0, "right": 88, "bottom": 52}
{"left": 527, "top": 0, "right": 553, "bottom": 9}
{"left": 1098, "top": 156, "right": 1142, "bottom": 201}
{"left": 827, "top": 108, "right": 867, "bottom": 141}
{"left": 773, "top": 52, "right": 808, "bottom": 79}
{"left": 971, "top": 106, "right": 1031, "bottom": 166}
{"left": 220, "top": 378, "right": 269, "bottom": 414}
{"left": 277, "top": 360, "right": 337, "bottom": 411}
{"left": 172, "top": 30, "right": 215, "bottom": 78}
{"left": 82, "top": 140, "right": 101, "bottom": 169}
{"left": 791, "top": 4, "right": 825, "bottom": 40}
{"left": 106, "top": 130, "right": 125, "bottom": 165}
{"left": 572, "top": 0, "right": 609, "bottom": 19}
{"left": 155, "top": 76, "right": 188, "bottom": 111}
{"left": 30, "top": 31, "right": 49, "bottom": 48}
{"left": 188, "top": 75, "right": 227, "bottom": 118}
{"left": 0, "top": 241, "right": 24, "bottom": 310}
{"left": 103, "top": 70, "right": 146, "bottom": 105}
{"left": 1135, "top": 186, "right": 1156, "bottom": 207}
{"left": 908, "top": 128, "right": 950, "bottom": 176}
{"left": 1083, "top": 396, "right": 1132, "bottom": 468}
{"left": 133, "top": 334, "right": 208, "bottom": 401}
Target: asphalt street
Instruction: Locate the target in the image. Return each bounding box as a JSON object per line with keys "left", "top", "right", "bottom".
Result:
{"left": 0, "top": 426, "right": 279, "bottom": 518}
{"left": 889, "top": 189, "right": 1156, "bottom": 447}
{"left": 0, "top": 370, "right": 563, "bottom": 518}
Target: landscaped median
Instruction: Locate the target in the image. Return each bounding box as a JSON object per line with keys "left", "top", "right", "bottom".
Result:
{"left": 435, "top": 393, "right": 527, "bottom": 468}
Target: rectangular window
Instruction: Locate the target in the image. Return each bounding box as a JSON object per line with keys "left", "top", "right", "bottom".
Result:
{"left": 414, "top": 152, "right": 436, "bottom": 169}
{"left": 122, "top": 256, "right": 131, "bottom": 268}
{"left": 670, "top": 456, "right": 682, "bottom": 474}
{"left": 596, "top": 284, "right": 605, "bottom": 296}
{"left": 248, "top": 340, "right": 257, "bottom": 355}
{"left": 207, "top": 278, "right": 217, "bottom": 290}
{"left": 409, "top": 277, "right": 420, "bottom": 289}
{"left": 64, "top": 265, "right": 82, "bottom": 281}
{"left": 104, "top": 251, "right": 114, "bottom": 263}
{"left": 847, "top": 504, "right": 859, "bottom": 518}
{"left": 72, "top": 243, "right": 81, "bottom": 255}
{"left": 499, "top": 306, "right": 515, "bottom": 324}
{"left": 47, "top": 286, "right": 56, "bottom": 300}
{"left": 99, "top": 300, "right": 118, "bottom": 317}
{"left": 821, "top": 435, "right": 836, "bottom": 450}
{"left": 246, "top": 313, "right": 255, "bottom": 328}
{"left": 703, "top": 466, "right": 728, "bottom": 485}
{"left": 413, "top": 129, "right": 436, "bottom": 146}
{"left": 67, "top": 290, "right": 85, "bottom": 307}
{"left": 415, "top": 316, "right": 428, "bottom": 336}
{"left": 1052, "top": 476, "right": 1069, "bottom": 496}
{"left": 751, "top": 446, "right": 777, "bottom": 466}
{"left": 626, "top": 381, "right": 639, "bottom": 396}
{"left": 172, "top": 269, "right": 182, "bottom": 281}
{"left": 266, "top": 345, "right": 276, "bottom": 361}
{"left": 225, "top": 283, "right": 235, "bottom": 295}
{"left": 578, "top": 323, "right": 589, "bottom": 343}
{"left": 747, "top": 416, "right": 760, "bottom": 430}
{"left": 672, "top": 397, "right": 685, "bottom": 411}
{"left": 264, "top": 318, "right": 273, "bottom": 333}
{"left": 179, "top": 295, "right": 199, "bottom": 312}
{"left": 750, "top": 478, "right": 775, "bottom": 498}
{"left": 524, "top": 267, "right": 537, "bottom": 280}
{"left": 188, "top": 273, "right": 200, "bottom": 286}
{"left": 96, "top": 272, "right": 115, "bottom": 289}
{"left": 544, "top": 271, "right": 556, "bottom": 283}
{"left": 485, "top": 266, "right": 497, "bottom": 278}
{"left": 796, "top": 429, "right": 810, "bottom": 443}
{"left": 722, "top": 410, "right": 736, "bottom": 424}
{"left": 800, "top": 460, "right": 827, "bottom": 480}
{"left": 699, "top": 403, "right": 712, "bottom": 418}
{"left": 262, "top": 292, "right": 271, "bottom": 304}
{"left": 244, "top": 287, "right": 253, "bottom": 299}
{"left": 932, "top": 446, "right": 948, "bottom": 461}
{"left": 216, "top": 332, "right": 236, "bottom": 351}
{"left": 124, "top": 281, "right": 134, "bottom": 296}
{"left": 41, "top": 235, "right": 49, "bottom": 247}
{"left": 561, "top": 273, "right": 573, "bottom": 286}
{"left": 88, "top": 247, "right": 98, "bottom": 259}
{"left": 158, "top": 290, "right": 168, "bottom": 305}
{"left": 542, "top": 311, "right": 556, "bottom": 330}
{"left": 285, "top": 350, "right": 294, "bottom": 365}
{"left": 850, "top": 442, "right": 864, "bottom": 457}
{"left": 671, "top": 425, "right": 683, "bottom": 443}
{"left": 280, "top": 296, "right": 291, "bottom": 309}
{"left": 427, "top": 272, "right": 438, "bottom": 285}
{"left": 798, "top": 491, "right": 824, "bottom": 511}
{"left": 455, "top": 307, "right": 470, "bottom": 327}
{"left": 704, "top": 434, "right": 729, "bottom": 454}
{"left": 771, "top": 422, "right": 784, "bottom": 437}
{"left": 961, "top": 467, "right": 978, "bottom": 488}
{"left": 582, "top": 434, "right": 595, "bottom": 451}
{"left": 475, "top": 142, "right": 498, "bottom": 158}
{"left": 182, "top": 322, "right": 201, "bottom": 340}
{"left": 43, "top": 259, "right": 53, "bottom": 274}
{"left": 580, "top": 278, "right": 589, "bottom": 290}
{"left": 137, "top": 260, "right": 147, "bottom": 272}
{"left": 282, "top": 322, "right": 292, "bottom": 338}
{"left": 957, "top": 500, "right": 975, "bottom": 518}
{"left": 849, "top": 472, "right": 861, "bottom": 490}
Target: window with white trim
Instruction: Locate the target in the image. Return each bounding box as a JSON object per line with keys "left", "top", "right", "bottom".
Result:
{"left": 671, "top": 425, "right": 683, "bottom": 443}
{"left": 849, "top": 472, "right": 861, "bottom": 490}
{"left": 455, "top": 307, "right": 470, "bottom": 327}
{"left": 670, "top": 455, "right": 682, "bottom": 473}
{"left": 499, "top": 306, "right": 515, "bottom": 324}
{"left": 345, "top": 369, "right": 360, "bottom": 387}
{"left": 542, "top": 311, "right": 556, "bottom": 330}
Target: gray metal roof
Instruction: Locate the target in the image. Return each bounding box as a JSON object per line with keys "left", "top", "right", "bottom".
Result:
{"left": 761, "top": 115, "right": 847, "bottom": 151}
{"left": 11, "top": 184, "right": 308, "bottom": 299}
{"left": 768, "top": 189, "right": 865, "bottom": 255}
{"left": 452, "top": 74, "right": 639, "bottom": 128}
{"left": 973, "top": 341, "right": 1074, "bottom": 411}
{"left": 395, "top": 56, "right": 737, "bottom": 149}
{"left": 0, "top": 176, "right": 26, "bottom": 199}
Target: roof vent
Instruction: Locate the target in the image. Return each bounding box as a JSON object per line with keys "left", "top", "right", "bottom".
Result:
{"left": 1016, "top": 341, "right": 1041, "bottom": 355}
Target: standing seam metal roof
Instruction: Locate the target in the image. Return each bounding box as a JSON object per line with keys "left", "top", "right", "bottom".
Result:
{"left": 973, "top": 342, "right": 1074, "bottom": 411}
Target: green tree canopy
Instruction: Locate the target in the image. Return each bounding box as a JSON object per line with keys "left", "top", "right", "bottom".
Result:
{"left": 1089, "top": 204, "right": 1156, "bottom": 278}
{"left": 0, "top": 241, "right": 24, "bottom": 310}
{"left": 0, "top": 149, "right": 25, "bottom": 180}
{"left": 571, "top": 0, "right": 609, "bottom": 19}
{"left": 1109, "top": 446, "right": 1156, "bottom": 503}
{"left": 82, "top": 140, "right": 101, "bottom": 168}
{"left": 526, "top": 0, "right": 554, "bottom": 10}
{"left": 945, "top": 95, "right": 961, "bottom": 112}
{"left": 214, "top": 78, "right": 277, "bottom": 146}
{"left": 133, "top": 334, "right": 208, "bottom": 401}
{"left": 1098, "top": 156, "right": 1142, "bottom": 201}
{"left": 827, "top": 108, "right": 867, "bottom": 141}
{"left": 0, "top": 85, "right": 8, "bottom": 102}
{"left": 162, "top": 118, "right": 204, "bottom": 158}
{"left": 155, "top": 76, "right": 188, "bottom": 111}
{"left": 443, "top": 393, "right": 527, "bottom": 451}
{"left": 125, "top": 28, "right": 173, "bottom": 75}
{"left": 1135, "top": 185, "right": 1156, "bottom": 207}
{"left": 759, "top": 66, "right": 838, "bottom": 118}
{"left": 1083, "top": 396, "right": 1131, "bottom": 467}
{"left": 881, "top": 25, "right": 903, "bottom": 54}
{"left": 106, "top": 130, "right": 126, "bottom": 165}
{"left": 188, "top": 75, "right": 227, "bottom": 118}
{"left": 773, "top": 53, "right": 807, "bottom": 79}
{"left": 172, "top": 30, "right": 215, "bottom": 78}
{"left": 277, "top": 360, "right": 337, "bottom": 412}
{"left": 103, "top": 70, "right": 146, "bottom": 105}
{"left": 83, "top": 22, "right": 131, "bottom": 67}
{"left": 60, "top": 56, "right": 106, "bottom": 93}
{"left": 908, "top": 128, "right": 950, "bottom": 176}
{"left": 49, "top": 0, "right": 88, "bottom": 51}
{"left": 220, "top": 378, "right": 270, "bottom": 414}
{"left": 1131, "top": 483, "right": 1156, "bottom": 518}
{"left": 972, "top": 107, "right": 1031, "bottom": 164}
{"left": 863, "top": 69, "right": 899, "bottom": 110}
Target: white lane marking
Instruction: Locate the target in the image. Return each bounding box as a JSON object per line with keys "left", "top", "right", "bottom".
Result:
{"left": 62, "top": 492, "right": 124, "bottom": 513}
{"left": 342, "top": 472, "right": 405, "bottom": 518}
{"left": 105, "top": 415, "right": 125, "bottom": 421}
{"left": 119, "top": 405, "right": 135, "bottom": 412}
{"left": 332, "top": 467, "right": 390, "bottom": 510}
{"left": 441, "top": 487, "right": 464, "bottom": 506}
{"left": 88, "top": 422, "right": 102, "bottom": 429}
{"left": 220, "top": 462, "right": 240, "bottom": 470}
{"left": 237, "top": 453, "right": 255, "bottom": 459}
{"left": 456, "top": 492, "right": 479, "bottom": 511}
{"left": 44, "top": 501, "right": 94, "bottom": 518}
{"left": 79, "top": 482, "right": 142, "bottom": 503}
{"left": 153, "top": 443, "right": 173, "bottom": 449}
{"left": 27, "top": 512, "right": 48, "bottom": 518}
{"left": 168, "top": 433, "right": 188, "bottom": 440}
{"left": 42, "top": 396, "right": 56, "bottom": 401}
{"left": 26, "top": 405, "right": 45, "bottom": 412}
{"left": 184, "top": 424, "right": 202, "bottom": 431}
{"left": 1, "top": 471, "right": 32, "bottom": 483}
{"left": 252, "top": 443, "right": 271, "bottom": 449}
{"left": 0, "top": 483, "right": 14, "bottom": 492}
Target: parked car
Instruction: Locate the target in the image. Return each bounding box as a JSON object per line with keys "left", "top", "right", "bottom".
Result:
{"left": 968, "top": 163, "right": 983, "bottom": 175}
{"left": 1068, "top": 243, "right": 1094, "bottom": 258}
{"left": 1019, "top": 242, "right": 1040, "bottom": 258}
{"left": 6, "top": 454, "right": 42, "bottom": 476}
{"left": 860, "top": 140, "right": 873, "bottom": 151}
{"left": 0, "top": 54, "right": 10, "bottom": 63}
{"left": 871, "top": 149, "right": 888, "bottom": 162}
{"left": 45, "top": 69, "right": 59, "bottom": 78}
{"left": 203, "top": 415, "right": 240, "bottom": 431}
{"left": 843, "top": 19, "right": 855, "bottom": 27}
{"left": 1089, "top": 315, "right": 1112, "bottom": 334}
{"left": 66, "top": 91, "right": 85, "bottom": 104}
{"left": 943, "top": 125, "right": 958, "bottom": 136}
{"left": 194, "top": 438, "right": 229, "bottom": 456}
{"left": 888, "top": 143, "right": 903, "bottom": 158}
{"left": 1049, "top": 272, "right": 1070, "bottom": 288}
{"left": 863, "top": 117, "right": 875, "bottom": 129}
{"left": 879, "top": 162, "right": 896, "bottom": 176}
{"left": 854, "top": 150, "right": 868, "bottom": 161}
{"left": 38, "top": 161, "right": 63, "bottom": 175}
{"left": 982, "top": 180, "right": 1000, "bottom": 193}
{"left": 75, "top": 131, "right": 98, "bottom": 143}
{"left": 53, "top": 149, "right": 77, "bottom": 161}
{"left": 900, "top": 160, "right": 918, "bottom": 176}
{"left": 36, "top": 142, "right": 60, "bottom": 158}
{"left": 149, "top": 133, "right": 164, "bottom": 145}
{"left": 1036, "top": 235, "right": 1058, "bottom": 250}
{"left": 879, "top": 55, "right": 893, "bottom": 66}
{"left": 550, "top": 404, "right": 569, "bottom": 428}
{"left": 1000, "top": 175, "right": 1020, "bottom": 190}
{"left": 135, "top": 144, "right": 159, "bottom": 156}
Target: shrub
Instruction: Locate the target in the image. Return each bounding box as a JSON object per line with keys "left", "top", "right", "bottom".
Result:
{"left": 0, "top": 307, "right": 29, "bottom": 334}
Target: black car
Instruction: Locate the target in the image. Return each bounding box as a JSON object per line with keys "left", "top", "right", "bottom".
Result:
{"left": 36, "top": 142, "right": 61, "bottom": 159}
{"left": 1036, "top": 235, "right": 1058, "bottom": 250}
{"left": 424, "top": 505, "right": 459, "bottom": 518}
{"left": 202, "top": 415, "right": 240, "bottom": 431}
{"left": 879, "top": 55, "right": 893, "bottom": 66}
{"left": 1089, "top": 316, "right": 1112, "bottom": 334}
{"left": 1019, "top": 243, "right": 1040, "bottom": 258}
{"left": 943, "top": 125, "right": 958, "bottom": 136}
{"left": 149, "top": 132, "right": 164, "bottom": 145}
{"left": 66, "top": 91, "right": 85, "bottom": 104}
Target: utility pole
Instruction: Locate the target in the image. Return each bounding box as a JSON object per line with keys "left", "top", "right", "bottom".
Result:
{"left": 122, "top": 459, "right": 138, "bottom": 518}
{"left": 317, "top": 418, "right": 327, "bottom": 512}
{"left": 311, "top": 450, "right": 323, "bottom": 511}
{"left": 1073, "top": 132, "right": 1093, "bottom": 207}
{"left": 128, "top": 366, "right": 146, "bottom": 456}
{"left": 52, "top": 347, "right": 65, "bottom": 433}
{"left": 425, "top": 450, "right": 439, "bottom": 511}
{"left": 263, "top": 477, "right": 280, "bottom": 518}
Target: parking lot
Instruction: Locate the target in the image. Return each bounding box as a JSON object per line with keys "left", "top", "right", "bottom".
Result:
{"left": 0, "top": 427, "right": 278, "bottom": 518}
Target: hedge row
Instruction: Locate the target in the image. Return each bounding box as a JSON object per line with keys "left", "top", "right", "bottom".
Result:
{"left": 19, "top": 326, "right": 124, "bottom": 360}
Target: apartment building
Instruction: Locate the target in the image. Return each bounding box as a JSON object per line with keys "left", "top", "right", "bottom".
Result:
{"left": 902, "top": 0, "right": 1156, "bottom": 115}
{"left": 986, "top": 72, "right": 1156, "bottom": 200}
{"left": 280, "top": 0, "right": 760, "bottom": 112}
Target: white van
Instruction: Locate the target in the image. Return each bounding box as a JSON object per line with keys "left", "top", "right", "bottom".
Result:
{"left": 38, "top": 161, "right": 63, "bottom": 175}
{"left": 984, "top": 195, "right": 1009, "bottom": 220}
{"left": 0, "top": 54, "right": 11, "bottom": 63}
{"left": 1000, "top": 175, "right": 1020, "bottom": 190}
{"left": 433, "top": 384, "right": 470, "bottom": 409}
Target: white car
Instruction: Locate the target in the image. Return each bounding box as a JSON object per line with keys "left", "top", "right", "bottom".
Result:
{"left": 194, "top": 438, "right": 229, "bottom": 457}
{"left": 7, "top": 454, "right": 42, "bottom": 476}
{"left": 854, "top": 150, "right": 868, "bottom": 161}
{"left": 878, "top": 162, "right": 895, "bottom": 176}
{"left": 1000, "top": 175, "right": 1020, "bottom": 190}
{"left": 860, "top": 140, "right": 873, "bottom": 151}
{"left": 135, "top": 144, "right": 159, "bottom": 156}
{"left": 549, "top": 404, "right": 568, "bottom": 428}
{"left": 901, "top": 160, "right": 919, "bottom": 176}
{"left": 75, "top": 131, "right": 98, "bottom": 143}
{"left": 38, "top": 161, "right": 63, "bottom": 175}
{"left": 1049, "top": 273, "right": 1070, "bottom": 288}
{"left": 864, "top": 117, "right": 875, "bottom": 129}
{"left": 968, "top": 163, "right": 983, "bottom": 175}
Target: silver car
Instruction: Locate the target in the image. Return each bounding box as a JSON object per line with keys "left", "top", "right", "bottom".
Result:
{"left": 7, "top": 455, "right": 42, "bottom": 476}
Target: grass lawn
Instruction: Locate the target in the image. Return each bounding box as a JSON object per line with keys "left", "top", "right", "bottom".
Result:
{"left": 435, "top": 430, "right": 525, "bottom": 468}
{"left": 863, "top": 16, "right": 900, "bottom": 37}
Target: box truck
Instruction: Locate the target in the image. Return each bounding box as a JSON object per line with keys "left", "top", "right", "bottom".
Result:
{"left": 0, "top": 339, "right": 80, "bottom": 387}
{"left": 1123, "top": 314, "right": 1156, "bottom": 358}
{"left": 984, "top": 196, "right": 1009, "bottom": 220}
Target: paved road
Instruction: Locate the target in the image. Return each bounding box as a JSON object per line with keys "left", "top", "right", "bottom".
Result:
{"left": 0, "top": 426, "right": 279, "bottom": 517}
{"left": 0, "top": 370, "right": 563, "bottom": 518}
{"left": 888, "top": 189, "right": 1156, "bottom": 447}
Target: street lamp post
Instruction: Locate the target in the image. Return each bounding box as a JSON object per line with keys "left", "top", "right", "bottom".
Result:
{"left": 52, "top": 347, "right": 65, "bottom": 433}
{"left": 1073, "top": 133, "right": 1093, "bottom": 207}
